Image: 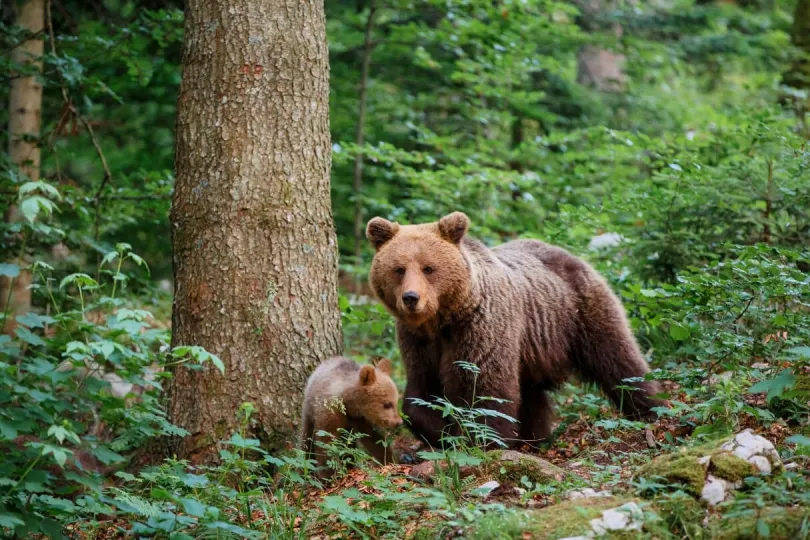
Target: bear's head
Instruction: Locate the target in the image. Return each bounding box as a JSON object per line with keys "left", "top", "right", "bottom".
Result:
{"left": 366, "top": 212, "right": 472, "bottom": 328}
{"left": 351, "top": 359, "right": 403, "bottom": 429}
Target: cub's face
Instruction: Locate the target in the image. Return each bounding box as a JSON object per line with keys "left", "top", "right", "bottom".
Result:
{"left": 366, "top": 212, "right": 471, "bottom": 328}
{"left": 356, "top": 360, "right": 403, "bottom": 429}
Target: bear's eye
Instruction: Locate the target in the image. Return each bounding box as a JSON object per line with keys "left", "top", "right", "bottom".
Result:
{"left": 395, "top": 267, "right": 406, "bottom": 276}
{"left": 383, "top": 402, "right": 394, "bottom": 410}
{"left": 423, "top": 266, "right": 434, "bottom": 275}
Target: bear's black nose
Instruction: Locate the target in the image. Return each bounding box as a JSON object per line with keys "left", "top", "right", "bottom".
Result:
{"left": 402, "top": 291, "right": 420, "bottom": 309}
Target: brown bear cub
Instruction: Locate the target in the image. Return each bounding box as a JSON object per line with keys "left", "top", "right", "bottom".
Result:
{"left": 366, "top": 212, "right": 667, "bottom": 449}
{"left": 299, "top": 356, "right": 402, "bottom": 476}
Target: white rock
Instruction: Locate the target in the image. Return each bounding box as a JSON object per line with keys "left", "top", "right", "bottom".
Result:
{"left": 721, "top": 429, "right": 781, "bottom": 474}
{"left": 697, "top": 456, "right": 711, "bottom": 466}
{"left": 514, "top": 487, "right": 527, "bottom": 496}
{"left": 568, "top": 488, "right": 612, "bottom": 500}
{"left": 475, "top": 481, "right": 500, "bottom": 497}
{"left": 588, "top": 232, "right": 624, "bottom": 251}
{"left": 785, "top": 463, "right": 799, "bottom": 471}
{"left": 701, "top": 475, "right": 729, "bottom": 506}
{"left": 590, "top": 502, "right": 644, "bottom": 535}
{"left": 749, "top": 455, "right": 772, "bottom": 474}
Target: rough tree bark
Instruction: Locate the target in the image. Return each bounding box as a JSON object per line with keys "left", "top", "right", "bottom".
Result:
{"left": 2, "top": 0, "right": 44, "bottom": 335}
{"left": 167, "top": 0, "right": 342, "bottom": 462}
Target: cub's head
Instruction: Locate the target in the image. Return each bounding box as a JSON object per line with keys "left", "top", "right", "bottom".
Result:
{"left": 354, "top": 359, "right": 403, "bottom": 429}
{"left": 366, "top": 212, "right": 471, "bottom": 328}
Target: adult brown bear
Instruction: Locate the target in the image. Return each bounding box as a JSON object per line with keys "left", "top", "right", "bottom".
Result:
{"left": 366, "top": 212, "right": 665, "bottom": 448}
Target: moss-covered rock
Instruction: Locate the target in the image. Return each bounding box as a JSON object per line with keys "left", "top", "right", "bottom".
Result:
{"left": 710, "top": 451, "right": 756, "bottom": 482}
{"left": 637, "top": 449, "right": 711, "bottom": 494}
{"left": 710, "top": 506, "right": 810, "bottom": 540}
{"left": 518, "top": 496, "right": 639, "bottom": 539}
{"left": 486, "top": 450, "right": 571, "bottom": 484}
{"left": 636, "top": 446, "right": 755, "bottom": 495}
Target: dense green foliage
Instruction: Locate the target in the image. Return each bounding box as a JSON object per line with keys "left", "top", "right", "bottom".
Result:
{"left": 2, "top": 0, "right": 810, "bottom": 537}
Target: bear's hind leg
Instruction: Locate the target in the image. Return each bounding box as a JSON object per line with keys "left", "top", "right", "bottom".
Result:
{"left": 518, "top": 385, "right": 554, "bottom": 449}
{"left": 575, "top": 288, "right": 667, "bottom": 420}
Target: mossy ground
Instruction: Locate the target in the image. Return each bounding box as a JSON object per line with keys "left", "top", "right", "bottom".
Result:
{"left": 636, "top": 444, "right": 756, "bottom": 494}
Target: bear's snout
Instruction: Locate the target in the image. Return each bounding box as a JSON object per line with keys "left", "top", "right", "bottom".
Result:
{"left": 402, "top": 291, "right": 420, "bottom": 310}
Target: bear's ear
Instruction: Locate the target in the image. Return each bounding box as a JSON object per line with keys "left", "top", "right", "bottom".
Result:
{"left": 359, "top": 364, "right": 377, "bottom": 386}
{"left": 438, "top": 212, "right": 469, "bottom": 244}
{"left": 366, "top": 217, "right": 400, "bottom": 249}
{"left": 374, "top": 358, "right": 393, "bottom": 375}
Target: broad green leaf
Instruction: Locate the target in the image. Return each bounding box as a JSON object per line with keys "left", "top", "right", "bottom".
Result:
{"left": 16, "top": 312, "right": 56, "bottom": 329}
{"left": 59, "top": 273, "right": 98, "bottom": 289}
{"left": 786, "top": 435, "right": 810, "bottom": 447}
{"left": 179, "top": 497, "right": 206, "bottom": 517}
{"left": 785, "top": 347, "right": 810, "bottom": 359}
{"left": 669, "top": 322, "right": 691, "bottom": 341}
{"left": 749, "top": 371, "right": 796, "bottom": 401}
{"left": 92, "top": 445, "right": 125, "bottom": 465}
{"left": 15, "top": 327, "right": 46, "bottom": 347}
{"left": 0, "top": 513, "right": 24, "bottom": 529}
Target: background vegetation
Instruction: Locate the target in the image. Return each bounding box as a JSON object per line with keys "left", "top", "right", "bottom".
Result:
{"left": 1, "top": 0, "right": 809, "bottom": 537}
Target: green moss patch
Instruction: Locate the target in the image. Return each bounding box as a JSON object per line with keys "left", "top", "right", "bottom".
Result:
{"left": 521, "top": 496, "right": 638, "bottom": 539}
{"left": 710, "top": 506, "right": 810, "bottom": 540}
{"left": 710, "top": 452, "right": 756, "bottom": 482}
{"left": 636, "top": 446, "right": 756, "bottom": 495}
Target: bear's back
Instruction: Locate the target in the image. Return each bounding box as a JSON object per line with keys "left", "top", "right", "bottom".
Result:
{"left": 489, "top": 238, "right": 592, "bottom": 296}
{"left": 304, "top": 356, "right": 359, "bottom": 407}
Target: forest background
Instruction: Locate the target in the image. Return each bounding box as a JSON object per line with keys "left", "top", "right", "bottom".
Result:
{"left": 1, "top": 0, "right": 810, "bottom": 538}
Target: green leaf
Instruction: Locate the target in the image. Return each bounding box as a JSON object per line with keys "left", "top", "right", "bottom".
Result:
{"left": 0, "top": 513, "right": 24, "bottom": 529}
{"left": 169, "top": 534, "right": 195, "bottom": 540}
{"left": 16, "top": 312, "right": 56, "bottom": 329}
{"left": 0, "top": 263, "right": 20, "bottom": 278}
{"left": 15, "top": 327, "right": 46, "bottom": 347}
{"left": 785, "top": 347, "right": 810, "bottom": 359}
{"left": 209, "top": 353, "right": 225, "bottom": 374}
{"left": 756, "top": 518, "right": 770, "bottom": 538}
{"left": 20, "top": 195, "right": 57, "bottom": 223}
{"left": 786, "top": 435, "right": 810, "bottom": 448}
{"left": 749, "top": 370, "right": 796, "bottom": 401}
{"left": 669, "top": 322, "right": 691, "bottom": 341}
{"left": 179, "top": 497, "right": 206, "bottom": 517}
{"left": 92, "top": 445, "right": 125, "bottom": 465}
{"left": 39, "top": 518, "right": 67, "bottom": 539}
{"left": 59, "top": 273, "right": 98, "bottom": 289}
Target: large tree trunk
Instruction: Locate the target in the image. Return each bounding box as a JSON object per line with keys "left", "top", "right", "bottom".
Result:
{"left": 2, "top": 0, "right": 44, "bottom": 334}
{"left": 167, "top": 0, "right": 342, "bottom": 462}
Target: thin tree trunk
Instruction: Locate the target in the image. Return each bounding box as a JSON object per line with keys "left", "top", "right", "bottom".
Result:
{"left": 2, "top": 0, "right": 44, "bottom": 335}
{"left": 575, "top": 0, "right": 627, "bottom": 91}
{"left": 352, "top": 0, "right": 377, "bottom": 270}
{"left": 167, "top": 0, "right": 342, "bottom": 462}
{"left": 783, "top": 0, "right": 810, "bottom": 90}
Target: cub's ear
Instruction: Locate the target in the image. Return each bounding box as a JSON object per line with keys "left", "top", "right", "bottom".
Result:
{"left": 438, "top": 212, "right": 469, "bottom": 244}
{"left": 374, "top": 358, "right": 393, "bottom": 375}
{"left": 359, "top": 364, "right": 377, "bottom": 386}
{"left": 366, "top": 217, "right": 400, "bottom": 249}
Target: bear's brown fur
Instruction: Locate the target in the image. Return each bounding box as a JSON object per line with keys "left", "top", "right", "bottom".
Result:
{"left": 299, "top": 356, "right": 402, "bottom": 476}
{"left": 366, "top": 212, "right": 666, "bottom": 448}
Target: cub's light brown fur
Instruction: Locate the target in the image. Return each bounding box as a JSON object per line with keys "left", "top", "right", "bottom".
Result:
{"left": 299, "top": 356, "right": 402, "bottom": 476}
{"left": 367, "top": 212, "right": 666, "bottom": 448}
